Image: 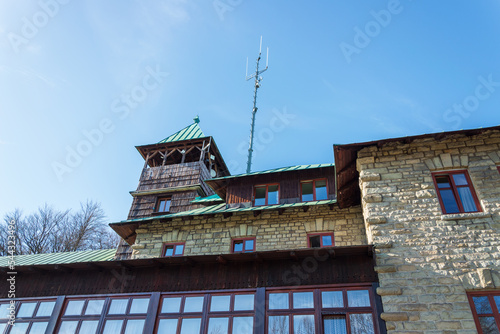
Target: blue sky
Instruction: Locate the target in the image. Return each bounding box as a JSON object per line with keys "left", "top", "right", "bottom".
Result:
{"left": 1, "top": 0, "right": 499, "bottom": 224}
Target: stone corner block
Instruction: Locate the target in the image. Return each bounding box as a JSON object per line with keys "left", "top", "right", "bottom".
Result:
{"left": 366, "top": 216, "right": 387, "bottom": 225}
{"left": 376, "top": 287, "right": 402, "bottom": 296}
{"left": 380, "top": 312, "right": 409, "bottom": 321}
{"left": 360, "top": 171, "right": 381, "bottom": 182}
{"left": 374, "top": 242, "right": 393, "bottom": 249}
{"left": 364, "top": 194, "right": 383, "bottom": 203}
{"left": 374, "top": 265, "right": 397, "bottom": 273}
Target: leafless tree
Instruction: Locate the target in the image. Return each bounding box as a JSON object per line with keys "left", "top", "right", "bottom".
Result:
{"left": 0, "top": 201, "right": 119, "bottom": 256}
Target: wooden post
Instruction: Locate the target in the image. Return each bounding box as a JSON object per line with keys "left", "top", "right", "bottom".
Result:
{"left": 143, "top": 152, "right": 150, "bottom": 169}
{"left": 199, "top": 140, "right": 206, "bottom": 162}
{"left": 162, "top": 149, "right": 168, "bottom": 166}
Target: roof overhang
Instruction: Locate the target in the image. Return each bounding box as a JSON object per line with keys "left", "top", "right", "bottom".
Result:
{"left": 334, "top": 125, "right": 500, "bottom": 208}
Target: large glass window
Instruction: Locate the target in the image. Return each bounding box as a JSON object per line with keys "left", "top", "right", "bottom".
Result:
{"left": 432, "top": 171, "right": 481, "bottom": 214}
{"left": 468, "top": 292, "right": 500, "bottom": 334}
{"left": 301, "top": 179, "right": 328, "bottom": 202}
{"left": 254, "top": 184, "right": 279, "bottom": 206}
{"left": 0, "top": 300, "right": 55, "bottom": 334}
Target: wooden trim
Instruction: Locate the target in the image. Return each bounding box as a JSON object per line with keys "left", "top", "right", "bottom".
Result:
{"left": 432, "top": 170, "right": 482, "bottom": 214}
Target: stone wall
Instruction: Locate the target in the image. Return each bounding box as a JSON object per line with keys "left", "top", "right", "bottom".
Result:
{"left": 131, "top": 205, "right": 366, "bottom": 258}
{"left": 357, "top": 130, "right": 500, "bottom": 333}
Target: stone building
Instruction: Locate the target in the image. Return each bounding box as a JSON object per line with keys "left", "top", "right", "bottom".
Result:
{"left": 0, "top": 120, "right": 498, "bottom": 334}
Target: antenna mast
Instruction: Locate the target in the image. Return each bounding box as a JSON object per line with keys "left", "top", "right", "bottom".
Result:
{"left": 245, "top": 36, "right": 269, "bottom": 173}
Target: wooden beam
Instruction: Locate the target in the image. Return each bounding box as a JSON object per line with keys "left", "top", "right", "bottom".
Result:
{"left": 290, "top": 251, "right": 299, "bottom": 261}
{"left": 302, "top": 206, "right": 309, "bottom": 212}
{"left": 216, "top": 255, "right": 227, "bottom": 264}
{"left": 253, "top": 210, "right": 261, "bottom": 217}
{"left": 143, "top": 152, "right": 150, "bottom": 169}
{"left": 223, "top": 212, "right": 233, "bottom": 219}
{"left": 278, "top": 208, "right": 286, "bottom": 215}
{"left": 54, "top": 264, "right": 73, "bottom": 273}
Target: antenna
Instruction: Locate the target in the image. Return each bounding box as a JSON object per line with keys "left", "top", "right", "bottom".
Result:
{"left": 245, "top": 36, "right": 269, "bottom": 174}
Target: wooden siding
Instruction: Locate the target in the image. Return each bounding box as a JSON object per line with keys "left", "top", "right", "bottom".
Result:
{"left": 128, "top": 191, "right": 204, "bottom": 220}
{"left": 225, "top": 166, "right": 336, "bottom": 204}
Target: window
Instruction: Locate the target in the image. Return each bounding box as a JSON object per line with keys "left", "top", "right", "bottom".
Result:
{"left": 0, "top": 299, "right": 56, "bottom": 334}
{"left": 58, "top": 296, "right": 150, "bottom": 334}
{"left": 308, "top": 233, "right": 334, "bottom": 248}
{"left": 254, "top": 184, "right": 279, "bottom": 206}
{"left": 162, "top": 243, "right": 185, "bottom": 257}
{"left": 301, "top": 179, "right": 328, "bottom": 201}
{"left": 156, "top": 197, "right": 171, "bottom": 213}
{"left": 468, "top": 292, "right": 500, "bottom": 334}
{"left": 432, "top": 170, "right": 481, "bottom": 214}
{"left": 267, "top": 288, "right": 378, "bottom": 334}
{"left": 232, "top": 238, "right": 255, "bottom": 253}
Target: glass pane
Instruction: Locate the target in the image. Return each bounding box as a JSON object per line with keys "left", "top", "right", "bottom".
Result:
{"left": 0, "top": 324, "right": 6, "bottom": 334}
{"left": 165, "top": 247, "right": 174, "bottom": 257}
{"left": 292, "top": 292, "right": 314, "bottom": 309}
{"left": 207, "top": 317, "right": 229, "bottom": 334}
{"left": 322, "top": 235, "right": 333, "bottom": 247}
{"left": 457, "top": 187, "right": 478, "bottom": 212}
{"left": 184, "top": 297, "right": 204, "bottom": 313}
{"left": 162, "top": 297, "right": 182, "bottom": 313}
{"left": 269, "top": 316, "right": 289, "bottom": 334}
{"left": 439, "top": 189, "right": 460, "bottom": 214}
{"left": 255, "top": 187, "right": 266, "bottom": 206}
{"left": 124, "top": 319, "right": 145, "bottom": 334}
{"left": 79, "top": 321, "right": 99, "bottom": 334}
{"left": 174, "top": 244, "right": 184, "bottom": 255}
{"left": 452, "top": 173, "right": 468, "bottom": 186}
{"left": 10, "top": 322, "right": 29, "bottom": 334}
{"left": 180, "top": 318, "right": 201, "bottom": 334}
{"left": 294, "top": 315, "right": 315, "bottom": 334}
{"left": 322, "top": 291, "right": 344, "bottom": 308}
{"left": 0, "top": 303, "right": 9, "bottom": 318}
{"left": 234, "top": 294, "right": 254, "bottom": 311}
{"left": 315, "top": 180, "right": 328, "bottom": 200}
{"left": 103, "top": 320, "right": 124, "bottom": 334}
{"left": 58, "top": 321, "right": 78, "bottom": 334}
{"left": 65, "top": 300, "right": 85, "bottom": 316}
{"left": 85, "top": 300, "right": 104, "bottom": 315}
{"left": 233, "top": 241, "right": 243, "bottom": 252}
{"left": 17, "top": 302, "right": 37, "bottom": 318}
{"left": 309, "top": 236, "right": 320, "bottom": 248}
{"left": 233, "top": 317, "right": 253, "bottom": 334}
{"left": 210, "top": 295, "right": 231, "bottom": 312}
{"left": 474, "top": 296, "right": 493, "bottom": 314}
{"left": 130, "top": 298, "right": 150, "bottom": 314}
{"left": 347, "top": 290, "right": 370, "bottom": 307}
{"left": 158, "top": 319, "right": 178, "bottom": 334}
{"left": 244, "top": 239, "right": 254, "bottom": 252}
{"left": 350, "top": 313, "right": 375, "bottom": 334}
{"left": 29, "top": 322, "right": 48, "bottom": 334}
{"left": 479, "top": 317, "right": 500, "bottom": 334}
{"left": 164, "top": 200, "right": 171, "bottom": 212}
{"left": 301, "top": 182, "right": 314, "bottom": 202}
{"left": 36, "top": 301, "right": 55, "bottom": 317}
{"left": 108, "top": 299, "right": 129, "bottom": 315}
{"left": 436, "top": 176, "right": 451, "bottom": 188}
{"left": 269, "top": 293, "right": 289, "bottom": 310}
{"left": 495, "top": 296, "right": 500, "bottom": 312}
{"left": 324, "top": 316, "right": 347, "bottom": 334}
{"left": 268, "top": 185, "right": 279, "bottom": 205}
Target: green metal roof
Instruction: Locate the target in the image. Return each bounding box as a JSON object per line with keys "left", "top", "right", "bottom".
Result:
{"left": 158, "top": 117, "right": 205, "bottom": 143}
{"left": 207, "top": 163, "right": 335, "bottom": 181}
{"left": 0, "top": 248, "right": 116, "bottom": 268}
{"left": 191, "top": 194, "right": 224, "bottom": 204}
{"left": 113, "top": 199, "right": 337, "bottom": 225}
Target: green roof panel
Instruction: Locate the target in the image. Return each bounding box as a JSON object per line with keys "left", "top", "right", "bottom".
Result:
{"left": 158, "top": 117, "right": 205, "bottom": 143}
{"left": 191, "top": 194, "right": 224, "bottom": 204}
{"left": 0, "top": 248, "right": 116, "bottom": 268}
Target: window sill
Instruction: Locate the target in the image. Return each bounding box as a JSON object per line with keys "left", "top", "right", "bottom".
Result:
{"left": 441, "top": 211, "right": 491, "bottom": 221}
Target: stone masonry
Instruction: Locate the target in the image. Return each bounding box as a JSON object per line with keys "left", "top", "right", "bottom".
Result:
{"left": 131, "top": 205, "right": 366, "bottom": 258}
{"left": 357, "top": 130, "right": 500, "bottom": 333}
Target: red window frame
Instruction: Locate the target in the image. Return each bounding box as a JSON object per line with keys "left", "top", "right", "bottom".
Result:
{"left": 432, "top": 170, "right": 481, "bottom": 214}
{"left": 300, "top": 179, "right": 329, "bottom": 202}
{"left": 307, "top": 232, "right": 334, "bottom": 248}
{"left": 156, "top": 197, "right": 172, "bottom": 213}
{"left": 497, "top": 166, "right": 500, "bottom": 174}
{"left": 162, "top": 242, "right": 185, "bottom": 257}
{"left": 253, "top": 184, "right": 280, "bottom": 206}
{"left": 467, "top": 291, "right": 500, "bottom": 334}
{"left": 231, "top": 237, "right": 256, "bottom": 253}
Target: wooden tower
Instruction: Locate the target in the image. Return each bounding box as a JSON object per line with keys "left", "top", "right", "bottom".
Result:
{"left": 115, "top": 117, "right": 230, "bottom": 259}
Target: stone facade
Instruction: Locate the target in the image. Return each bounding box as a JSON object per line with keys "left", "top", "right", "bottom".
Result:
{"left": 357, "top": 130, "right": 500, "bottom": 333}
{"left": 131, "top": 205, "right": 366, "bottom": 258}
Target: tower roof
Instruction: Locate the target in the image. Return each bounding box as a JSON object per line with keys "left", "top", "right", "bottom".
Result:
{"left": 158, "top": 116, "right": 204, "bottom": 143}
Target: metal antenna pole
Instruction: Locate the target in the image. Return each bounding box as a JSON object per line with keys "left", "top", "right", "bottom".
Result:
{"left": 245, "top": 36, "right": 269, "bottom": 173}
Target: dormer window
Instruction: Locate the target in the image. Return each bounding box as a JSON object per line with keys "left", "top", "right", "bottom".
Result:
{"left": 301, "top": 179, "right": 328, "bottom": 202}
{"left": 254, "top": 184, "right": 279, "bottom": 206}
{"left": 156, "top": 197, "right": 171, "bottom": 213}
